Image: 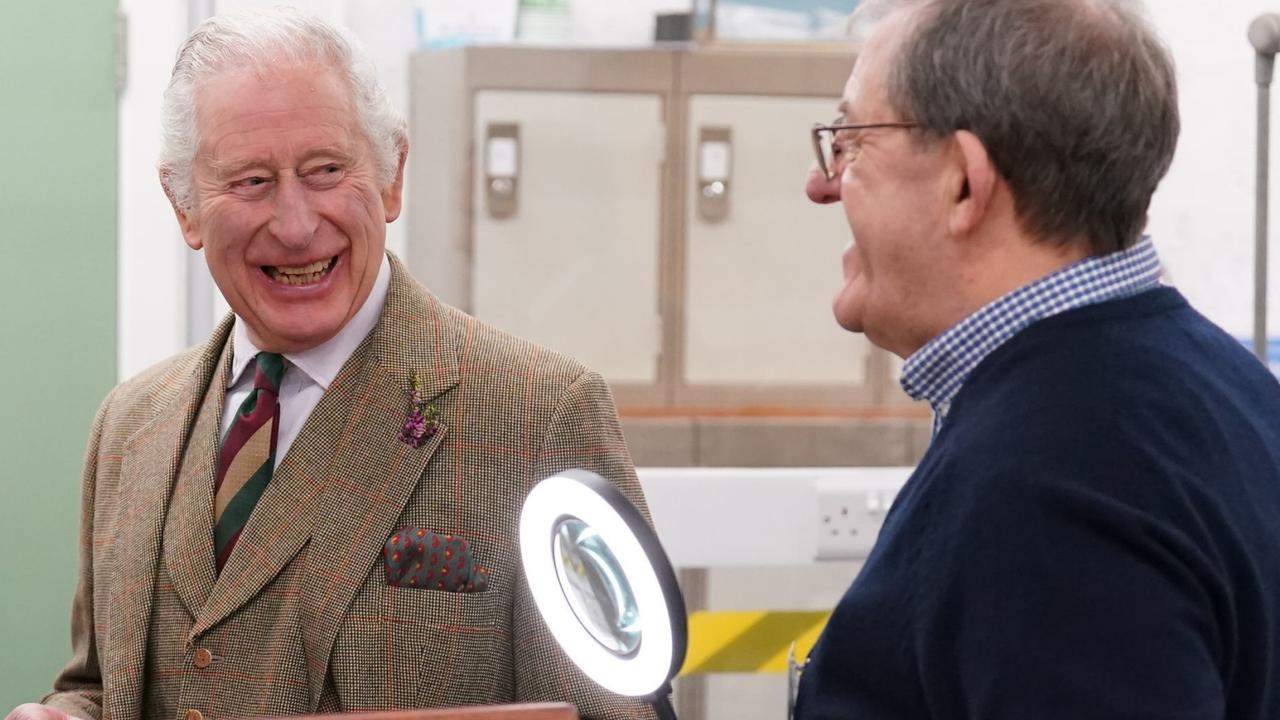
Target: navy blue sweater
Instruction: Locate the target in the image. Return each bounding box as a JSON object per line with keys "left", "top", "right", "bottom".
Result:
{"left": 795, "top": 288, "right": 1280, "bottom": 719}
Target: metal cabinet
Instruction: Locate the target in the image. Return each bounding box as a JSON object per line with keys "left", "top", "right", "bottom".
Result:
{"left": 682, "top": 93, "right": 872, "bottom": 391}
{"left": 471, "top": 89, "right": 666, "bottom": 384}
{"left": 408, "top": 45, "right": 905, "bottom": 413}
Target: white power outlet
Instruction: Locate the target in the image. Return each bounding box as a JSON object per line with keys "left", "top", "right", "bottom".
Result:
{"left": 815, "top": 479, "right": 894, "bottom": 561}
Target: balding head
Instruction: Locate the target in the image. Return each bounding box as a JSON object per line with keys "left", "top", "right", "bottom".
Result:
{"left": 848, "top": 0, "right": 1179, "bottom": 255}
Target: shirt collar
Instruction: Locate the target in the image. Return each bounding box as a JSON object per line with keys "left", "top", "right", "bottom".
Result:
{"left": 230, "top": 253, "right": 391, "bottom": 390}
{"left": 900, "top": 237, "right": 1163, "bottom": 417}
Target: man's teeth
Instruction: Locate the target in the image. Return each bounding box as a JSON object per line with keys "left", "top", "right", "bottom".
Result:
{"left": 278, "top": 259, "right": 329, "bottom": 274}
{"left": 267, "top": 258, "right": 333, "bottom": 285}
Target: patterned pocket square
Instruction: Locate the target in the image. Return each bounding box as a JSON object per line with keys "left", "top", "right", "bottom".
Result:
{"left": 383, "top": 527, "right": 490, "bottom": 592}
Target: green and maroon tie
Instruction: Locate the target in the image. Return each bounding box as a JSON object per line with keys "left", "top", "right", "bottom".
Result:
{"left": 214, "top": 352, "right": 285, "bottom": 573}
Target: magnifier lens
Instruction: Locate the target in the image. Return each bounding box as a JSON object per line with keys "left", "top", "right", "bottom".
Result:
{"left": 552, "top": 516, "right": 642, "bottom": 656}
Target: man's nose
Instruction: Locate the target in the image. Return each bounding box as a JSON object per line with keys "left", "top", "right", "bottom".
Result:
{"left": 268, "top": 175, "right": 318, "bottom": 248}
{"left": 805, "top": 162, "right": 841, "bottom": 204}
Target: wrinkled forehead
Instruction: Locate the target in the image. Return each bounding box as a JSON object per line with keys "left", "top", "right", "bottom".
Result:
{"left": 191, "top": 63, "right": 367, "bottom": 176}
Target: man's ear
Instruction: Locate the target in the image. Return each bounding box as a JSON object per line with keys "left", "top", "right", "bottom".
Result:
{"left": 382, "top": 139, "right": 409, "bottom": 223}
{"left": 949, "top": 130, "right": 997, "bottom": 238}
{"left": 160, "top": 168, "right": 204, "bottom": 250}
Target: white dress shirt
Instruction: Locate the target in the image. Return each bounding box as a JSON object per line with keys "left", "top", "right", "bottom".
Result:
{"left": 219, "top": 254, "right": 391, "bottom": 468}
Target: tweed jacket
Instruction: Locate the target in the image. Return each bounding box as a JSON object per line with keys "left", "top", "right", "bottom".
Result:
{"left": 42, "top": 255, "right": 654, "bottom": 720}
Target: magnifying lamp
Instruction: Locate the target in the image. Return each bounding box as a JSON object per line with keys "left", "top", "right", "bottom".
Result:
{"left": 519, "top": 469, "right": 687, "bottom": 720}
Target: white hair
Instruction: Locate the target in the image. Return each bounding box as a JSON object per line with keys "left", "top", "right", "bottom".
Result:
{"left": 158, "top": 7, "right": 406, "bottom": 211}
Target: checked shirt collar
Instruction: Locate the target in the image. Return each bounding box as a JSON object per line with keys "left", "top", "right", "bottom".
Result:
{"left": 901, "top": 236, "right": 1162, "bottom": 434}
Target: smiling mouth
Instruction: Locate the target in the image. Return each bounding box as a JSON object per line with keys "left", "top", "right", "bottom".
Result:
{"left": 263, "top": 256, "right": 337, "bottom": 286}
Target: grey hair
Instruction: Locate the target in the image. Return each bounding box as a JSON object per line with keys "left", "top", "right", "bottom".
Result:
{"left": 159, "top": 7, "right": 407, "bottom": 211}
{"left": 852, "top": 0, "right": 1179, "bottom": 255}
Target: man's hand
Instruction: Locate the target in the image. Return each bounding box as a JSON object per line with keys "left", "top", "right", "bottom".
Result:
{"left": 5, "top": 704, "right": 73, "bottom": 720}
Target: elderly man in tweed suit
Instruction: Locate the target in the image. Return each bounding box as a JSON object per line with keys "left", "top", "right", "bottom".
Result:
{"left": 6, "top": 9, "right": 654, "bottom": 720}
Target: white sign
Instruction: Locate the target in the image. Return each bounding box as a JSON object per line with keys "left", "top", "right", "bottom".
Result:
{"left": 699, "top": 141, "right": 731, "bottom": 182}
{"left": 486, "top": 136, "right": 519, "bottom": 178}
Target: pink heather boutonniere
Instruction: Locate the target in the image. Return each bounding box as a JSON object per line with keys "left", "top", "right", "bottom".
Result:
{"left": 399, "top": 371, "right": 440, "bottom": 448}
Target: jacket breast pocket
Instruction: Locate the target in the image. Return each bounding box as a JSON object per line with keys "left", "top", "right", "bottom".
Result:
{"left": 331, "top": 566, "right": 504, "bottom": 710}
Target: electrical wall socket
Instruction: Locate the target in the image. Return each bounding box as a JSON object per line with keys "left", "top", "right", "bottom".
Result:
{"left": 814, "top": 479, "right": 896, "bottom": 561}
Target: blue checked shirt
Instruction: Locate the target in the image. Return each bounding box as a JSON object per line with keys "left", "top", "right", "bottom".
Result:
{"left": 901, "top": 237, "right": 1163, "bottom": 435}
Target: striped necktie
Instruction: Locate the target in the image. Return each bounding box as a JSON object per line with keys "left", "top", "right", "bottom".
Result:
{"left": 214, "top": 351, "right": 285, "bottom": 573}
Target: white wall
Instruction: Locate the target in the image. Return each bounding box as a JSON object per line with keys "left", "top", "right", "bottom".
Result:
{"left": 117, "top": 1, "right": 1280, "bottom": 379}
{"left": 117, "top": 0, "right": 188, "bottom": 380}
{"left": 1146, "top": 1, "right": 1278, "bottom": 342}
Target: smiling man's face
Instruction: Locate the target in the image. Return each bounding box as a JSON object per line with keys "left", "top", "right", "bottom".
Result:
{"left": 173, "top": 62, "right": 403, "bottom": 353}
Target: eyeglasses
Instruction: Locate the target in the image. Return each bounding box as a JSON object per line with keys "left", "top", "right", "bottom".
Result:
{"left": 811, "top": 119, "right": 920, "bottom": 181}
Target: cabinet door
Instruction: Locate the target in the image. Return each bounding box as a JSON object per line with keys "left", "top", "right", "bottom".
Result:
{"left": 472, "top": 90, "right": 665, "bottom": 384}
{"left": 683, "top": 94, "right": 874, "bottom": 388}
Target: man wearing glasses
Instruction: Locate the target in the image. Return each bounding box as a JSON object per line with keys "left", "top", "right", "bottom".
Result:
{"left": 796, "top": 0, "right": 1280, "bottom": 717}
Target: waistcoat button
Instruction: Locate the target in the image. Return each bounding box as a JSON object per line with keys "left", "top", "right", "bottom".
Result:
{"left": 193, "top": 648, "right": 213, "bottom": 669}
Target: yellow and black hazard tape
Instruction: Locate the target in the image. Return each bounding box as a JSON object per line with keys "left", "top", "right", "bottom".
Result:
{"left": 680, "top": 610, "right": 831, "bottom": 675}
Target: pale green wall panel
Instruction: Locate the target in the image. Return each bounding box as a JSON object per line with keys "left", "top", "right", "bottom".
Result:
{"left": 0, "top": 2, "right": 118, "bottom": 711}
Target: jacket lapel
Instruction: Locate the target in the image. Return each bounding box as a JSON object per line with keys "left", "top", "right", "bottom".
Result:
{"left": 104, "top": 318, "right": 233, "bottom": 720}
{"left": 161, "top": 340, "right": 232, "bottom": 619}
